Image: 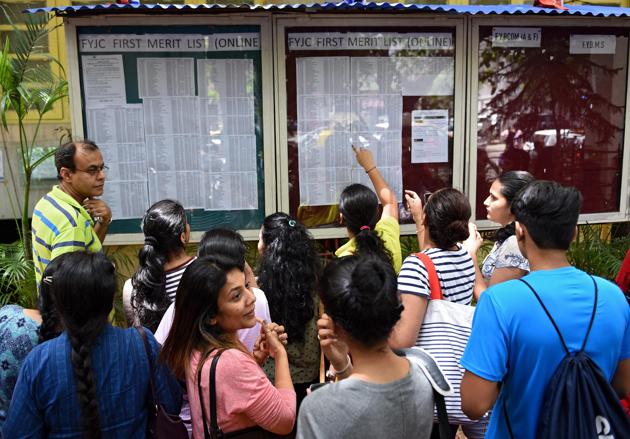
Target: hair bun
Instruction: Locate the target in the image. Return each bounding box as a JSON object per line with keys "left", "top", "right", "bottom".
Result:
{"left": 445, "top": 219, "right": 469, "bottom": 242}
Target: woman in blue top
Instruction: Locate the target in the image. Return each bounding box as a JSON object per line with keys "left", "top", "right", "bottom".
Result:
{"left": 0, "top": 259, "right": 61, "bottom": 427}
{"left": 3, "top": 251, "right": 181, "bottom": 438}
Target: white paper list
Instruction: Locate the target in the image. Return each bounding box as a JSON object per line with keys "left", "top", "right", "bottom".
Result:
{"left": 411, "top": 109, "right": 449, "bottom": 163}
{"left": 397, "top": 57, "right": 454, "bottom": 96}
{"left": 85, "top": 104, "right": 150, "bottom": 220}
{"left": 98, "top": 142, "right": 147, "bottom": 181}
{"left": 197, "top": 58, "right": 254, "bottom": 98}
{"left": 137, "top": 58, "right": 195, "bottom": 97}
{"left": 146, "top": 135, "right": 205, "bottom": 172}
{"left": 86, "top": 105, "right": 145, "bottom": 144}
{"left": 143, "top": 97, "right": 199, "bottom": 135}
{"left": 297, "top": 56, "right": 403, "bottom": 206}
{"left": 102, "top": 180, "right": 149, "bottom": 220}
{"left": 205, "top": 172, "right": 258, "bottom": 211}
{"left": 203, "top": 135, "right": 257, "bottom": 173}
{"left": 81, "top": 55, "right": 126, "bottom": 107}
{"left": 196, "top": 59, "right": 259, "bottom": 211}
{"left": 148, "top": 171, "right": 205, "bottom": 208}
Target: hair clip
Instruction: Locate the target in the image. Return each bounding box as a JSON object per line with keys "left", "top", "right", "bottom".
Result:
{"left": 288, "top": 219, "right": 296, "bottom": 227}
{"left": 42, "top": 276, "right": 53, "bottom": 285}
{"left": 360, "top": 225, "right": 371, "bottom": 231}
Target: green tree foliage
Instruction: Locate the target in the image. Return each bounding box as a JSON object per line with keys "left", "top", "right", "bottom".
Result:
{"left": 0, "top": 7, "right": 68, "bottom": 306}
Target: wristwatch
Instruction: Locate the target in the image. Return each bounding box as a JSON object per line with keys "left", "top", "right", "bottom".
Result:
{"left": 94, "top": 216, "right": 112, "bottom": 225}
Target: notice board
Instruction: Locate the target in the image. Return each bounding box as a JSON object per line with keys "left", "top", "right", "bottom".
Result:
{"left": 474, "top": 25, "right": 628, "bottom": 219}
{"left": 283, "top": 27, "right": 459, "bottom": 228}
{"left": 75, "top": 25, "right": 265, "bottom": 234}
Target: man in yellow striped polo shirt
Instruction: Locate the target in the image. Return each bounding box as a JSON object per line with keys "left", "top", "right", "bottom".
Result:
{"left": 31, "top": 140, "right": 112, "bottom": 284}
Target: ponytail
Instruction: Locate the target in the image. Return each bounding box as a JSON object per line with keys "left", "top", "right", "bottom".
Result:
{"left": 339, "top": 184, "right": 392, "bottom": 264}
{"left": 354, "top": 227, "right": 393, "bottom": 265}
{"left": 131, "top": 199, "right": 187, "bottom": 330}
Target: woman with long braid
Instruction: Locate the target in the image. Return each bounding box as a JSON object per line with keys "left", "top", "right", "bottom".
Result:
{"left": 123, "top": 199, "right": 194, "bottom": 331}
{"left": 3, "top": 251, "right": 181, "bottom": 438}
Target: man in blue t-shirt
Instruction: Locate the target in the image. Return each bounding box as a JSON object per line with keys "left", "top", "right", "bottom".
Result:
{"left": 460, "top": 181, "right": 630, "bottom": 439}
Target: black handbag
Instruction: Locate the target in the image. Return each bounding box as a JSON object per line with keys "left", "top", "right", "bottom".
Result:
{"left": 197, "top": 350, "right": 292, "bottom": 439}
{"left": 136, "top": 326, "right": 189, "bottom": 439}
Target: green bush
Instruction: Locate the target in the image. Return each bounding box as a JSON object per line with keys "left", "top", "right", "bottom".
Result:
{"left": 567, "top": 223, "right": 630, "bottom": 281}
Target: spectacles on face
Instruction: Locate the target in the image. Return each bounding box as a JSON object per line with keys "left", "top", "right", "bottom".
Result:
{"left": 73, "top": 164, "right": 109, "bottom": 177}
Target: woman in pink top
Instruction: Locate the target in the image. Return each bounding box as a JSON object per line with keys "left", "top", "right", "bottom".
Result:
{"left": 161, "top": 255, "right": 296, "bottom": 438}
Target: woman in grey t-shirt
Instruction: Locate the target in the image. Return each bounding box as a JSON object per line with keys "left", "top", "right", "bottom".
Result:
{"left": 465, "top": 171, "right": 534, "bottom": 299}
{"left": 297, "top": 256, "right": 434, "bottom": 439}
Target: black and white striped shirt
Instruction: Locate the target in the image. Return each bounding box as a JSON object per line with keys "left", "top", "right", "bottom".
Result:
{"left": 165, "top": 256, "right": 196, "bottom": 302}
{"left": 397, "top": 245, "right": 475, "bottom": 305}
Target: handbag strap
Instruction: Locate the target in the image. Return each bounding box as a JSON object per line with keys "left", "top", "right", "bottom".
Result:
{"left": 413, "top": 252, "right": 443, "bottom": 300}
{"left": 135, "top": 326, "right": 158, "bottom": 412}
{"left": 433, "top": 390, "right": 452, "bottom": 439}
{"left": 197, "top": 349, "right": 225, "bottom": 439}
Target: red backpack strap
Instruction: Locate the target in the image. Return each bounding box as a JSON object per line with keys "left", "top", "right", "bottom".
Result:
{"left": 413, "top": 252, "right": 443, "bottom": 300}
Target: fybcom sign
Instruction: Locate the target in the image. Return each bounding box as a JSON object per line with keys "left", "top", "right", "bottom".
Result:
{"left": 492, "top": 27, "right": 541, "bottom": 48}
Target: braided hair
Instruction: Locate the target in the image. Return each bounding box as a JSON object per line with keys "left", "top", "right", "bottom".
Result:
{"left": 131, "top": 199, "right": 187, "bottom": 331}
{"left": 37, "top": 259, "right": 62, "bottom": 343}
{"left": 51, "top": 251, "right": 116, "bottom": 438}
{"left": 257, "top": 213, "right": 320, "bottom": 342}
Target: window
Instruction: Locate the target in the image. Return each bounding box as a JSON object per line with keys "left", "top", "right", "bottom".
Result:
{"left": 475, "top": 26, "right": 628, "bottom": 216}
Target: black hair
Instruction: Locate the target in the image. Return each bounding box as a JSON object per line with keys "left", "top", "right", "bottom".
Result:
{"left": 131, "top": 199, "right": 187, "bottom": 331}
{"left": 198, "top": 228, "right": 246, "bottom": 269}
{"left": 339, "top": 183, "right": 392, "bottom": 264}
{"left": 319, "top": 256, "right": 402, "bottom": 346}
{"left": 511, "top": 180, "right": 582, "bottom": 250}
{"left": 51, "top": 251, "right": 116, "bottom": 439}
{"left": 161, "top": 256, "right": 245, "bottom": 379}
{"left": 37, "top": 259, "right": 63, "bottom": 343}
{"left": 424, "top": 188, "right": 471, "bottom": 250}
{"left": 493, "top": 171, "right": 535, "bottom": 244}
{"left": 55, "top": 139, "right": 99, "bottom": 180}
{"left": 257, "top": 212, "right": 320, "bottom": 342}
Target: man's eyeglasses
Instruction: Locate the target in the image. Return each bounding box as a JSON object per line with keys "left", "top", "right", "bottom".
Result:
{"left": 74, "top": 165, "right": 109, "bottom": 177}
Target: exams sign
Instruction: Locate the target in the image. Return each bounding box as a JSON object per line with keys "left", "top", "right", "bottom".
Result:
{"left": 287, "top": 32, "right": 453, "bottom": 51}
{"left": 78, "top": 33, "right": 260, "bottom": 52}
{"left": 570, "top": 35, "right": 616, "bottom": 54}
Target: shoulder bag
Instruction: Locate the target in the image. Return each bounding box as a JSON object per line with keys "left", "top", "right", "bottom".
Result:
{"left": 197, "top": 350, "right": 293, "bottom": 439}
{"left": 136, "top": 326, "right": 189, "bottom": 439}
{"left": 414, "top": 252, "right": 488, "bottom": 430}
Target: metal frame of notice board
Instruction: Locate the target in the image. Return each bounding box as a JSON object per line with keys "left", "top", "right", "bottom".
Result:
{"left": 467, "top": 16, "right": 630, "bottom": 229}
{"left": 274, "top": 14, "right": 467, "bottom": 239}
{"left": 64, "top": 15, "right": 275, "bottom": 244}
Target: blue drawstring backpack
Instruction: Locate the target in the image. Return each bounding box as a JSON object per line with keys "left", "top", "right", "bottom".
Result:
{"left": 504, "top": 277, "right": 630, "bottom": 438}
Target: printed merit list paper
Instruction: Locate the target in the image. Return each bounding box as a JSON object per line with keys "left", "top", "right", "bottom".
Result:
{"left": 79, "top": 32, "right": 260, "bottom": 219}
{"left": 291, "top": 31, "right": 454, "bottom": 206}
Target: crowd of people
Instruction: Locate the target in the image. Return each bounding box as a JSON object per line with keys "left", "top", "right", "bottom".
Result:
{"left": 0, "top": 139, "right": 628, "bottom": 439}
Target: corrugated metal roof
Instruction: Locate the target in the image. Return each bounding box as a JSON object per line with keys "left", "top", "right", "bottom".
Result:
{"left": 24, "top": 2, "right": 630, "bottom": 18}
